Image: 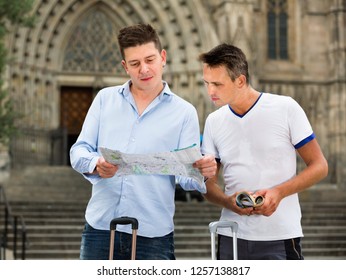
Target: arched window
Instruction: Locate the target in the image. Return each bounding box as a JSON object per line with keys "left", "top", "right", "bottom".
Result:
{"left": 267, "top": 0, "right": 288, "bottom": 60}
{"left": 62, "top": 9, "right": 123, "bottom": 73}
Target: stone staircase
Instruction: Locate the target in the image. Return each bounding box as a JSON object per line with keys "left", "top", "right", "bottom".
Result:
{"left": 1, "top": 166, "right": 346, "bottom": 260}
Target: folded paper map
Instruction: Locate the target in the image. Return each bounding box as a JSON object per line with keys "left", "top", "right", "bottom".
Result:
{"left": 99, "top": 144, "right": 204, "bottom": 185}
{"left": 236, "top": 191, "right": 265, "bottom": 208}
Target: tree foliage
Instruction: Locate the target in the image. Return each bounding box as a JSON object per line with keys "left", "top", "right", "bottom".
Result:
{"left": 0, "top": 0, "right": 35, "bottom": 145}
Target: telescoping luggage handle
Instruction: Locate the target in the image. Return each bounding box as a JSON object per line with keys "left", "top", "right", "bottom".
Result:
{"left": 109, "top": 216, "right": 139, "bottom": 260}
{"left": 209, "top": 220, "right": 238, "bottom": 260}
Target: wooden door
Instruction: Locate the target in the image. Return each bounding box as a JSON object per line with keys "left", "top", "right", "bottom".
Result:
{"left": 60, "top": 87, "right": 93, "bottom": 164}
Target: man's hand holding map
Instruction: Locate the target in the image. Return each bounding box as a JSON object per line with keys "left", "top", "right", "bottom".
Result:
{"left": 99, "top": 144, "right": 205, "bottom": 186}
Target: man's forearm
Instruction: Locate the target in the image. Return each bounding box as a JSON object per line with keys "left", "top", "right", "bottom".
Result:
{"left": 204, "top": 179, "right": 229, "bottom": 209}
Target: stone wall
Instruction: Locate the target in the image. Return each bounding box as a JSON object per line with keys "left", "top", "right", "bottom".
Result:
{"left": 3, "top": 0, "right": 346, "bottom": 187}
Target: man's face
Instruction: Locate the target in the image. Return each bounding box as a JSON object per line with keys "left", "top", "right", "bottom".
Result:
{"left": 122, "top": 42, "right": 166, "bottom": 93}
{"left": 202, "top": 64, "right": 238, "bottom": 107}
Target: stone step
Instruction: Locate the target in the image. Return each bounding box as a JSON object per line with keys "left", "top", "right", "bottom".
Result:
{"left": 4, "top": 196, "right": 346, "bottom": 210}
{"left": 25, "top": 249, "right": 80, "bottom": 260}
{"left": 175, "top": 226, "right": 346, "bottom": 235}
{"left": 8, "top": 204, "right": 87, "bottom": 211}
{"left": 10, "top": 225, "right": 84, "bottom": 234}
{"left": 3, "top": 166, "right": 91, "bottom": 202}
{"left": 4, "top": 228, "right": 345, "bottom": 240}
{"left": 25, "top": 241, "right": 81, "bottom": 250}
{"left": 0, "top": 218, "right": 84, "bottom": 226}
{"left": 5, "top": 211, "right": 344, "bottom": 218}
{"left": 174, "top": 219, "right": 346, "bottom": 226}
{"left": 174, "top": 240, "right": 346, "bottom": 249}
{"left": 2, "top": 214, "right": 345, "bottom": 224}
{"left": 303, "top": 226, "right": 346, "bottom": 233}
{"left": 301, "top": 248, "right": 346, "bottom": 258}
{"left": 6, "top": 233, "right": 81, "bottom": 242}
{"left": 302, "top": 240, "right": 346, "bottom": 248}
{"left": 175, "top": 248, "right": 211, "bottom": 258}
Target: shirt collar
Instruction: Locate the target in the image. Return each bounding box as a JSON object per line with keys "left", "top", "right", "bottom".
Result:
{"left": 118, "top": 80, "right": 173, "bottom": 101}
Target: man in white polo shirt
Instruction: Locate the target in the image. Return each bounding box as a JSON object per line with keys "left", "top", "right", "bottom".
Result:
{"left": 199, "top": 43, "right": 328, "bottom": 260}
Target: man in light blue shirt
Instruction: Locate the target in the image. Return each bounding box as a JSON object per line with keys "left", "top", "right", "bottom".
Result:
{"left": 70, "top": 23, "right": 216, "bottom": 260}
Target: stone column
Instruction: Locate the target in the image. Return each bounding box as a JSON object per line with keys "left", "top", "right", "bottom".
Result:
{"left": 212, "top": 0, "right": 255, "bottom": 58}
{"left": 328, "top": 0, "right": 346, "bottom": 188}
{"left": 211, "top": 0, "right": 258, "bottom": 85}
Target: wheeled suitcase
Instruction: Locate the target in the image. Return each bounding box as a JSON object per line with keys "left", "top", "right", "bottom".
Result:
{"left": 109, "top": 216, "right": 139, "bottom": 260}
{"left": 209, "top": 220, "right": 238, "bottom": 260}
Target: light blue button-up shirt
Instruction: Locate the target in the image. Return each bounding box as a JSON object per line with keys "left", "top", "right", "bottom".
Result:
{"left": 70, "top": 81, "right": 205, "bottom": 237}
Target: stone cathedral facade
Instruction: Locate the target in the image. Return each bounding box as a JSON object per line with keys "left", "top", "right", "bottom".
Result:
{"left": 2, "top": 0, "right": 346, "bottom": 189}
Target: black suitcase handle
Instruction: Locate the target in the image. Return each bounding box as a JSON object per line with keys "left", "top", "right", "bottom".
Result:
{"left": 109, "top": 216, "right": 138, "bottom": 260}
{"left": 110, "top": 216, "right": 138, "bottom": 230}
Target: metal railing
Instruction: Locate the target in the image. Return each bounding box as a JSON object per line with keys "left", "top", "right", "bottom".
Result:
{"left": 0, "top": 184, "right": 27, "bottom": 259}
{"left": 10, "top": 127, "right": 68, "bottom": 168}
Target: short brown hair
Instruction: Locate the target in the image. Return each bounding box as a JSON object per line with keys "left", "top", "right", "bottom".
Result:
{"left": 117, "top": 23, "right": 162, "bottom": 59}
{"left": 199, "top": 43, "right": 250, "bottom": 84}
